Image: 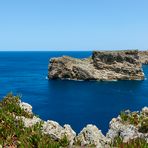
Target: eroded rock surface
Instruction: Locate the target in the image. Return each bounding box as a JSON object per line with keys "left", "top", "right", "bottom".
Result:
{"left": 75, "top": 124, "right": 109, "bottom": 148}
{"left": 139, "top": 50, "right": 148, "bottom": 64}
{"left": 20, "top": 102, "right": 33, "bottom": 114}
{"left": 42, "top": 120, "right": 76, "bottom": 145}
{"left": 16, "top": 116, "right": 41, "bottom": 127}
{"left": 17, "top": 100, "right": 148, "bottom": 147}
{"left": 106, "top": 107, "right": 148, "bottom": 143}
{"left": 48, "top": 50, "right": 144, "bottom": 81}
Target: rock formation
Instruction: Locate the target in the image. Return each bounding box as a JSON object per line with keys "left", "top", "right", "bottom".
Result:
{"left": 17, "top": 99, "right": 148, "bottom": 147}
{"left": 75, "top": 124, "right": 109, "bottom": 147}
{"left": 106, "top": 107, "right": 148, "bottom": 144}
{"left": 42, "top": 121, "right": 76, "bottom": 146}
{"left": 48, "top": 50, "right": 144, "bottom": 81}
{"left": 139, "top": 50, "right": 148, "bottom": 64}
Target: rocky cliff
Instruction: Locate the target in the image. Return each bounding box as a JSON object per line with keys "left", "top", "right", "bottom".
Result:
{"left": 139, "top": 50, "right": 148, "bottom": 64}
{"left": 48, "top": 50, "right": 144, "bottom": 81}
{"left": 1, "top": 94, "right": 147, "bottom": 147}
{"left": 20, "top": 103, "right": 148, "bottom": 147}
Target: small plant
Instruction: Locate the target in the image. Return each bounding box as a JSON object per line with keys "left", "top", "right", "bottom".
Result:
{"left": 59, "top": 135, "right": 69, "bottom": 147}
{"left": 0, "top": 93, "right": 68, "bottom": 147}
{"left": 112, "top": 136, "right": 148, "bottom": 148}
{"left": 120, "top": 109, "right": 148, "bottom": 134}
{"left": 120, "top": 111, "right": 129, "bottom": 122}
{"left": 139, "top": 117, "right": 148, "bottom": 133}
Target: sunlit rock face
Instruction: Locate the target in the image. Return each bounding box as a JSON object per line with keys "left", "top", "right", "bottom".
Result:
{"left": 48, "top": 50, "right": 144, "bottom": 81}
{"left": 139, "top": 50, "right": 148, "bottom": 64}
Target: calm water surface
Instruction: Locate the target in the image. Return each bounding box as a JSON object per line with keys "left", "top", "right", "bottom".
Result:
{"left": 0, "top": 51, "right": 148, "bottom": 134}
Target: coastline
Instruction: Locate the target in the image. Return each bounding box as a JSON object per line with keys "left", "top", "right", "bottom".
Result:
{"left": 0, "top": 94, "right": 147, "bottom": 147}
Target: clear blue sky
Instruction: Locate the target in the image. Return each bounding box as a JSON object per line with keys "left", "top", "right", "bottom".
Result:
{"left": 0, "top": 0, "right": 148, "bottom": 51}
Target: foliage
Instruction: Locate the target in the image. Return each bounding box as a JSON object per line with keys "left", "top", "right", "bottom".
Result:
{"left": 120, "top": 110, "right": 148, "bottom": 133}
{"left": 139, "top": 117, "right": 148, "bottom": 133}
{"left": 0, "top": 93, "right": 147, "bottom": 147}
{"left": 112, "top": 136, "right": 148, "bottom": 148}
{"left": 0, "top": 93, "right": 68, "bottom": 148}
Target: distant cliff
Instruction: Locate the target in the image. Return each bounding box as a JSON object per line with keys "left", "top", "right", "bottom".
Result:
{"left": 139, "top": 50, "right": 148, "bottom": 64}
{"left": 48, "top": 50, "right": 144, "bottom": 81}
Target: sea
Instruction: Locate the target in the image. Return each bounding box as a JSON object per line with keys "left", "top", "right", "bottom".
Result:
{"left": 0, "top": 51, "right": 148, "bottom": 134}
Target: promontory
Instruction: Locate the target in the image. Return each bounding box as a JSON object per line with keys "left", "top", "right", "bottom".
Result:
{"left": 48, "top": 50, "right": 145, "bottom": 81}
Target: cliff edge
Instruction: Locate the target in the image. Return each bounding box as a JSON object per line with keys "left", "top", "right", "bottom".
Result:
{"left": 48, "top": 50, "right": 144, "bottom": 81}
{"left": 1, "top": 94, "right": 147, "bottom": 147}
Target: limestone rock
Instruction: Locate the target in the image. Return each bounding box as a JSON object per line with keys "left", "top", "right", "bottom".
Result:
{"left": 48, "top": 50, "right": 144, "bottom": 81}
{"left": 106, "top": 110, "right": 148, "bottom": 143}
{"left": 17, "top": 100, "right": 147, "bottom": 146}
{"left": 42, "top": 120, "right": 76, "bottom": 145}
{"left": 106, "top": 117, "right": 139, "bottom": 143}
{"left": 75, "top": 124, "right": 109, "bottom": 148}
{"left": 20, "top": 102, "right": 32, "bottom": 114}
{"left": 16, "top": 116, "right": 41, "bottom": 127}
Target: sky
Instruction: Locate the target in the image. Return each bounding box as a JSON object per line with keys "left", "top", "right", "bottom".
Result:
{"left": 0, "top": 0, "right": 148, "bottom": 51}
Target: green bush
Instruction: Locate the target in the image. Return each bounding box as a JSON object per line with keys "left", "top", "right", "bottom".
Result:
{"left": 0, "top": 93, "right": 65, "bottom": 147}
{"left": 112, "top": 136, "right": 148, "bottom": 148}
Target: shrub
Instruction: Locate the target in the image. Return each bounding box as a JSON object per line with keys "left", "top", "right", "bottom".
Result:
{"left": 112, "top": 136, "right": 148, "bottom": 148}
{"left": 0, "top": 93, "right": 65, "bottom": 147}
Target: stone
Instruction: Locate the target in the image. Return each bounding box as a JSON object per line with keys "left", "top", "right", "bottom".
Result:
{"left": 20, "top": 102, "right": 32, "bottom": 114}
{"left": 142, "top": 107, "right": 148, "bottom": 116}
{"left": 48, "top": 50, "right": 144, "bottom": 81}
{"left": 106, "top": 111, "right": 148, "bottom": 143}
{"left": 75, "top": 124, "right": 109, "bottom": 148}
{"left": 17, "top": 100, "right": 148, "bottom": 146}
{"left": 42, "top": 120, "right": 76, "bottom": 145}
{"left": 139, "top": 50, "right": 148, "bottom": 64}
{"left": 16, "top": 116, "right": 41, "bottom": 127}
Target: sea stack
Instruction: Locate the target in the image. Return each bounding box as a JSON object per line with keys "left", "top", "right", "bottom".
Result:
{"left": 48, "top": 50, "right": 144, "bottom": 81}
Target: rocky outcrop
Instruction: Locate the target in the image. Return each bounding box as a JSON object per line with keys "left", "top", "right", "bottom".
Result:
{"left": 17, "top": 99, "right": 148, "bottom": 147}
{"left": 139, "top": 50, "right": 148, "bottom": 64}
{"left": 48, "top": 50, "right": 144, "bottom": 81}
{"left": 75, "top": 124, "right": 109, "bottom": 147}
{"left": 106, "top": 117, "right": 148, "bottom": 143}
{"left": 16, "top": 116, "right": 41, "bottom": 127}
{"left": 106, "top": 107, "right": 148, "bottom": 143}
{"left": 42, "top": 120, "right": 76, "bottom": 146}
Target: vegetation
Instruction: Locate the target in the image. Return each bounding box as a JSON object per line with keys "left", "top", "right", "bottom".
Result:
{"left": 112, "top": 136, "right": 148, "bottom": 148}
{"left": 120, "top": 110, "right": 148, "bottom": 133}
{"left": 0, "top": 93, "right": 147, "bottom": 147}
{"left": 0, "top": 93, "right": 69, "bottom": 148}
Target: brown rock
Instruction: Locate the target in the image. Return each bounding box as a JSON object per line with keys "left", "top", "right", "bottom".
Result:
{"left": 139, "top": 50, "right": 148, "bottom": 64}
{"left": 48, "top": 50, "right": 144, "bottom": 81}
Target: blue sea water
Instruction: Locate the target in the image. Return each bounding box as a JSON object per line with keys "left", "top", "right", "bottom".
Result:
{"left": 0, "top": 51, "right": 148, "bottom": 134}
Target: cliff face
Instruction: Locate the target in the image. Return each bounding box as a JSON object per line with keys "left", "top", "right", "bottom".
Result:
{"left": 139, "top": 51, "right": 148, "bottom": 64}
{"left": 48, "top": 50, "right": 144, "bottom": 81}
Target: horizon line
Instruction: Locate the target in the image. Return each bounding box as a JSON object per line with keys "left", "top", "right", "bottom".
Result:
{"left": 0, "top": 49, "right": 147, "bottom": 52}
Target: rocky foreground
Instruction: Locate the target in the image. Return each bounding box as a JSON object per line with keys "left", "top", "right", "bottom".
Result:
{"left": 1, "top": 94, "right": 147, "bottom": 147}
{"left": 48, "top": 50, "right": 145, "bottom": 81}
{"left": 20, "top": 104, "right": 148, "bottom": 147}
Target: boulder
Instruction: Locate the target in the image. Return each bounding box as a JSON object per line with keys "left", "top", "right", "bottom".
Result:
{"left": 75, "top": 124, "right": 109, "bottom": 148}
{"left": 42, "top": 120, "right": 76, "bottom": 146}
